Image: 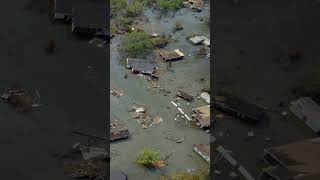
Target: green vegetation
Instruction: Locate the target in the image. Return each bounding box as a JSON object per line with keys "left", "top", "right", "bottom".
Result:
{"left": 136, "top": 147, "right": 161, "bottom": 168}
{"left": 157, "top": 0, "right": 184, "bottom": 10}
{"left": 122, "top": 31, "right": 154, "bottom": 57}
{"left": 111, "top": 0, "right": 127, "bottom": 10}
{"left": 112, "top": 16, "right": 134, "bottom": 34}
{"left": 152, "top": 36, "right": 169, "bottom": 47}
{"left": 127, "top": 0, "right": 144, "bottom": 17}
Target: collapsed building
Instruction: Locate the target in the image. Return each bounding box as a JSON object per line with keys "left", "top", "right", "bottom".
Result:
{"left": 261, "top": 138, "right": 320, "bottom": 180}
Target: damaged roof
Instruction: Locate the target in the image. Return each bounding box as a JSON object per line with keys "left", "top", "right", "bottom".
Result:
{"left": 126, "top": 58, "right": 155, "bottom": 74}
{"left": 289, "top": 97, "right": 320, "bottom": 133}
{"left": 158, "top": 49, "right": 184, "bottom": 62}
{"left": 264, "top": 138, "right": 320, "bottom": 177}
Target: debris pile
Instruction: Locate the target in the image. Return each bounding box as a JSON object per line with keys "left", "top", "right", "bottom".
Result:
{"left": 110, "top": 88, "right": 123, "bottom": 97}
{"left": 1, "top": 85, "right": 42, "bottom": 112}
{"left": 192, "top": 105, "right": 210, "bottom": 129}
{"left": 129, "top": 105, "right": 162, "bottom": 129}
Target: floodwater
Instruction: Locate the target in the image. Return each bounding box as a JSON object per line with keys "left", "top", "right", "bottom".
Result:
{"left": 0, "top": 0, "right": 108, "bottom": 179}
{"left": 110, "top": 4, "right": 210, "bottom": 180}
{"left": 213, "top": 1, "right": 320, "bottom": 179}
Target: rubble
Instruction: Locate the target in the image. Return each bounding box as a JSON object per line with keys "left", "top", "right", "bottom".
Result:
{"left": 200, "top": 91, "right": 210, "bottom": 104}
{"left": 110, "top": 88, "right": 123, "bottom": 97}
{"left": 110, "top": 128, "right": 130, "bottom": 142}
{"left": 176, "top": 90, "right": 194, "bottom": 101}
{"left": 192, "top": 105, "right": 210, "bottom": 129}
{"left": 1, "top": 85, "right": 42, "bottom": 112}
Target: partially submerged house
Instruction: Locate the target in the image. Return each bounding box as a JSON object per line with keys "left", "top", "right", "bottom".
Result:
{"left": 213, "top": 94, "right": 265, "bottom": 123}
{"left": 289, "top": 97, "right": 320, "bottom": 134}
{"left": 110, "top": 128, "right": 129, "bottom": 142}
{"left": 126, "top": 58, "right": 155, "bottom": 75}
{"left": 189, "top": 36, "right": 210, "bottom": 46}
{"left": 192, "top": 105, "right": 210, "bottom": 129}
{"left": 71, "top": 2, "right": 108, "bottom": 38}
{"left": 158, "top": 49, "right": 184, "bottom": 62}
{"left": 194, "top": 144, "right": 210, "bottom": 163}
{"left": 260, "top": 138, "right": 320, "bottom": 180}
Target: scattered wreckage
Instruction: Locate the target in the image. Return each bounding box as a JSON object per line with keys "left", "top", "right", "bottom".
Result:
{"left": 110, "top": 88, "right": 123, "bottom": 97}
{"left": 176, "top": 90, "right": 194, "bottom": 101}
{"left": 192, "top": 105, "right": 210, "bottom": 129}
{"left": 193, "top": 144, "right": 210, "bottom": 163}
{"left": 1, "top": 85, "right": 42, "bottom": 112}
{"left": 129, "top": 105, "right": 163, "bottom": 129}
{"left": 110, "top": 128, "right": 130, "bottom": 142}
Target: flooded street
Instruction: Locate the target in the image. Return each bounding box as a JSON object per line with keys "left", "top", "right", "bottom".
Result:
{"left": 110, "top": 4, "right": 210, "bottom": 179}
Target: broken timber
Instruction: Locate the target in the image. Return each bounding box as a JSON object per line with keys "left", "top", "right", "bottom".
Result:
{"left": 176, "top": 90, "right": 194, "bottom": 101}
{"left": 110, "top": 128, "right": 129, "bottom": 142}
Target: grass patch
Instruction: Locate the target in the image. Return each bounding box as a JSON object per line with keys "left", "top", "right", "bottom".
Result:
{"left": 157, "top": 0, "right": 184, "bottom": 10}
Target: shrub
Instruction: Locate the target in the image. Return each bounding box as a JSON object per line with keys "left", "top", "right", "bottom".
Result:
{"left": 111, "top": 0, "right": 127, "bottom": 10}
{"left": 151, "top": 37, "right": 169, "bottom": 47}
{"left": 122, "top": 32, "right": 154, "bottom": 57}
{"left": 157, "top": 0, "right": 184, "bottom": 10}
{"left": 136, "top": 147, "right": 161, "bottom": 168}
{"left": 127, "top": 0, "right": 144, "bottom": 17}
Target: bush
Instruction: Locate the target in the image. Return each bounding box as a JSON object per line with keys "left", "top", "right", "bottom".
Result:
{"left": 172, "top": 21, "right": 184, "bottom": 32}
{"left": 136, "top": 147, "right": 161, "bottom": 168}
{"left": 122, "top": 32, "right": 154, "bottom": 57}
{"left": 151, "top": 37, "right": 169, "bottom": 47}
{"left": 111, "top": 0, "right": 127, "bottom": 10}
{"left": 127, "top": 0, "right": 144, "bottom": 17}
{"left": 157, "top": 0, "right": 184, "bottom": 10}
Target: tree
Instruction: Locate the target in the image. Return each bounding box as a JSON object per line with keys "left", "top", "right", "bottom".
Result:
{"left": 122, "top": 32, "right": 154, "bottom": 57}
{"left": 136, "top": 147, "right": 161, "bottom": 168}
